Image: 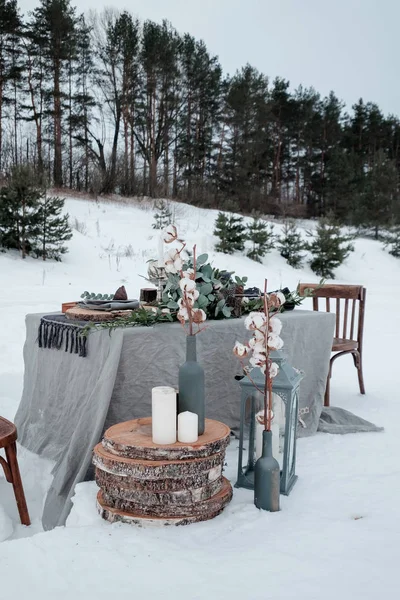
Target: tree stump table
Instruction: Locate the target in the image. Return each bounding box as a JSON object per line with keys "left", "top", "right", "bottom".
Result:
{"left": 93, "top": 417, "right": 233, "bottom": 527}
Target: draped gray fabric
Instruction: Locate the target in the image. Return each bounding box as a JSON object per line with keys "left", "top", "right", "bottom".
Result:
{"left": 15, "top": 310, "right": 335, "bottom": 529}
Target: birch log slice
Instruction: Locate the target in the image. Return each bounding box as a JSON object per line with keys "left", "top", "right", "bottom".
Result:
{"left": 102, "top": 417, "right": 231, "bottom": 460}
{"left": 93, "top": 443, "right": 225, "bottom": 480}
{"left": 65, "top": 306, "right": 132, "bottom": 322}
{"left": 96, "top": 478, "right": 233, "bottom": 527}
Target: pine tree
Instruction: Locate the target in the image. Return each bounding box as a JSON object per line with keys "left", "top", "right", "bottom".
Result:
{"left": 33, "top": 193, "right": 72, "bottom": 260}
{"left": 0, "top": 166, "right": 42, "bottom": 258}
{"left": 246, "top": 218, "right": 274, "bottom": 262}
{"left": 27, "top": 0, "right": 79, "bottom": 187}
{"left": 384, "top": 226, "right": 400, "bottom": 258}
{"left": 152, "top": 200, "right": 172, "bottom": 229}
{"left": 307, "top": 218, "right": 354, "bottom": 279}
{"left": 214, "top": 212, "right": 246, "bottom": 254}
{"left": 278, "top": 220, "right": 305, "bottom": 268}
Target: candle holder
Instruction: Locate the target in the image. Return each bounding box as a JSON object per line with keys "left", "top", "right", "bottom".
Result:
{"left": 147, "top": 261, "right": 167, "bottom": 303}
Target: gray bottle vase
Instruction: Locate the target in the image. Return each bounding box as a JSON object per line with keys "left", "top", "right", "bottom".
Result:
{"left": 178, "top": 335, "right": 205, "bottom": 435}
{"left": 254, "top": 430, "right": 280, "bottom": 512}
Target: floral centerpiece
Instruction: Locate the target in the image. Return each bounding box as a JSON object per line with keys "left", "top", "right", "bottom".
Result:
{"left": 161, "top": 224, "right": 247, "bottom": 321}
{"left": 233, "top": 281, "right": 286, "bottom": 512}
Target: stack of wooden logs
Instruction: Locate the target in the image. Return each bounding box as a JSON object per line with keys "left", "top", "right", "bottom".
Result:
{"left": 93, "top": 417, "right": 233, "bottom": 527}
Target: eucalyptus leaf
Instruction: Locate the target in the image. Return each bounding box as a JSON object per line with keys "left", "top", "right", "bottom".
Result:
{"left": 217, "top": 298, "right": 225, "bottom": 308}
{"left": 197, "top": 294, "right": 209, "bottom": 308}
{"left": 199, "top": 282, "right": 213, "bottom": 295}
{"left": 208, "top": 294, "right": 215, "bottom": 301}
{"left": 167, "top": 300, "right": 179, "bottom": 309}
{"left": 197, "top": 253, "right": 208, "bottom": 265}
{"left": 201, "top": 264, "right": 213, "bottom": 278}
{"left": 222, "top": 306, "right": 232, "bottom": 318}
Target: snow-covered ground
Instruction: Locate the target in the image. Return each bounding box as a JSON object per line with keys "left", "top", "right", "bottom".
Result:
{"left": 0, "top": 196, "right": 398, "bottom": 599}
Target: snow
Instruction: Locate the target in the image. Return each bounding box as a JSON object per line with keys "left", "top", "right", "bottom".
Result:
{"left": 0, "top": 195, "right": 398, "bottom": 599}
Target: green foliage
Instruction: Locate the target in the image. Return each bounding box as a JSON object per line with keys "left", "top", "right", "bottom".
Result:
{"left": 0, "top": 166, "right": 42, "bottom": 258}
{"left": 278, "top": 221, "right": 306, "bottom": 268}
{"left": 307, "top": 219, "right": 354, "bottom": 279}
{"left": 152, "top": 200, "right": 172, "bottom": 229}
{"left": 32, "top": 194, "right": 72, "bottom": 260}
{"left": 383, "top": 227, "right": 400, "bottom": 258}
{"left": 214, "top": 212, "right": 246, "bottom": 254}
{"left": 0, "top": 166, "right": 72, "bottom": 260}
{"left": 352, "top": 150, "right": 399, "bottom": 239}
{"left": 246, "top": 218, "right": 274, "bottom": 262}
{"left": 162, "top": 253, "right": 249, "bottom": 319}
{"left": 83, "top": 307, "right": 174, "bottom": 335}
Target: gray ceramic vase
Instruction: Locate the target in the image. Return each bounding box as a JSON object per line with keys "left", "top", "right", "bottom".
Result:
{"left": 178, "top": 335, "right": 205, "bottom": 435}
{"left": 254, "top": 430, "right": 280, "bottom": 512}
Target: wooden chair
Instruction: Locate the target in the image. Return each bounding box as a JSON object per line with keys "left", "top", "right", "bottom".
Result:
{"left": 298, "top": 283, "right": 366, "bottom": 407}
{"left": 0, "top": 416, "right": 30, "bottom": 526}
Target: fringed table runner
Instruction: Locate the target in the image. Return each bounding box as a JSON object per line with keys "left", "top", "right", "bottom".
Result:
{"left": 38, "top": 314, "right": 89, "bottom": 357}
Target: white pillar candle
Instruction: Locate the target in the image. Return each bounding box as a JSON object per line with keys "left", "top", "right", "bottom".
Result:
{"left": 152, "top": 386, "right": 177, "bottom": 445}
{"left": 157, "top": 235, "right": 165, "bottom": 267}
{"left": 177, "top": 411, "right": 198, "bottom": 443}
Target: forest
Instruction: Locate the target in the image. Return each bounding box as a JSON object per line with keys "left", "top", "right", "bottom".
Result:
{"left": 1, "top": 0, "right": 400, "bottom": 230}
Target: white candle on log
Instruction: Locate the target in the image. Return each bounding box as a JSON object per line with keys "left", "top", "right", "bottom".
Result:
{"left": 157, "top": 235, "right": 165, "bottom": 267}
{"left": 178, "top": 411, "right": 198, "bottom": 443}
{"left": 152, "top": 387, "right": 177, "bottom": 445}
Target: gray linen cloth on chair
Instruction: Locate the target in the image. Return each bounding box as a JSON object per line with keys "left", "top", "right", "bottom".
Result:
{"left": 14, "top": 309, "right": 379, "bottom": 530}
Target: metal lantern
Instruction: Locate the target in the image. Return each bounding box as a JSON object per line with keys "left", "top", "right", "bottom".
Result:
{"left": 235, "top": 350, "right": 304, "bottom": 495}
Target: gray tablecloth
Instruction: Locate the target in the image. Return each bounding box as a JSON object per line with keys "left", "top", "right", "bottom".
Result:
{"left": 15, "top": 310, "right": 335, "bottom": 529}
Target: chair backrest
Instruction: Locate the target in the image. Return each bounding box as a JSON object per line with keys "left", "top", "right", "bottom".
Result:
{"left": 298, "top": 283, "right": 366, "bottom": 346}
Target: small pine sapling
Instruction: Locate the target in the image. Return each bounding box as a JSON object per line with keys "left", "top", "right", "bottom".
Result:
{"left": 307, "top": 218, "right": 354, "bottom": 279}
{"left": 278, "top": 220, "right": 305, "bottom": 268}
{"left": 246, "top": 218, "right": 275, "bottom": 262}
{"left": 152, "top": 200, "right": 172, "bottom": 230}
{"left": 214, "top": 212, "right": 246, "bottom": 254}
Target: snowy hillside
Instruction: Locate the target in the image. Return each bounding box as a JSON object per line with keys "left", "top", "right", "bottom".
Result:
{"left": 0, "top": 196, "right": 398, "bottom": 599}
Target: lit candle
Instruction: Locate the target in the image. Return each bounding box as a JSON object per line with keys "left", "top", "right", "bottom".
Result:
{"left": 152, "top": 386, "right": 177, "bottom": 445}
{"left": 157, "top": 234, "right": 165, "bottom": 267}
{"left": 178, "top": 411, "right": 198, "bottom": 443}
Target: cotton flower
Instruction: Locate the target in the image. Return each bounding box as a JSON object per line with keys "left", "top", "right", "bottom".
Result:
{"left": 269, "top": 317, "right": 282, "bottom": 335}
{"left": 183, "top": 289, "right": 199, "bottom": 307}
{"left": 192, "top": 308, "right": 207, "bottom": 324}
{"left": 269, "top": 362, "right": 279, "bottom": 378}
{"left": 233, "top": 342, "right": 249, "bottom": 358}
{"left": 161, "top": 308, "right": 171, "bottom": 315}
{"left": 269, "top": 291, "right": 286, "bottom": 307}
{"left": 249, "top": 352, "right": 266, "bottom": 369}
{"left": 182, "top": 268, "right": 195, "bottom": 280}
{"left": 241, "top": 296, "right": 249, "bottom": 305}
{"left": 276, "top": 291, "right": 286, "bottom": 306}
{"left": 164, "top": 248, "right": 181, "bottom": 274}
{"left": 267, "top": 333, "right": 284, "bottom": 350}
{"left": 177, "top": 306, "right": 189, "bottom": 323}
{"left": 248, "top": 337, "right": 265, "bottom": 353}
{"left": 244, "top": 311, "right": 267, "bottom": 331}
{"left": 179, "top": 278, "right": 196, "bottom": 293}
{"left": 163, "top": 224, "right": 178, "bottom": 244}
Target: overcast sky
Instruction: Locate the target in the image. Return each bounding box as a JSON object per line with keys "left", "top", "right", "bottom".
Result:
{"left": 19, "top": 0, "right": 400, "bottom": 116}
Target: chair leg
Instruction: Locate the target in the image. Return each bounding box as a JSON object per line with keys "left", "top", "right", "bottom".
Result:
{"left": 358, "top": 360, "right": 366, "bottom": 395}
{"left": 352, "top": 351, "right": 366, "bottom": 395}
{"left": 4, "top": 442, "right": 30, "bottom": 526}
